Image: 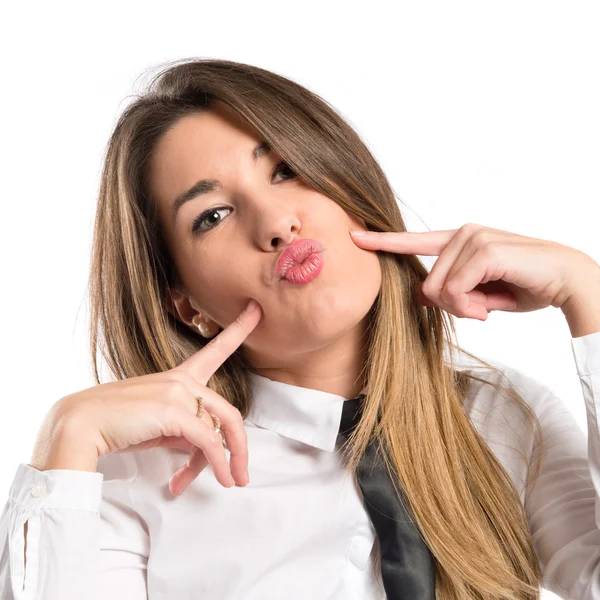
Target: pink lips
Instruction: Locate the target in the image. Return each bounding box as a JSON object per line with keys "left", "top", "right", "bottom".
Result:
{"left": 276, "top": 238, "right": 324, "bottom": 284}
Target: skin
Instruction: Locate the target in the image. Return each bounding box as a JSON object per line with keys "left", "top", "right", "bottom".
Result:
{"left": 148, "top": 101, "right": 382, "bottom": 400}
{"left": 350, "top": 225, "right": 600, "bottom": 337}
{"left": 23, "top": 199, "right": 600, "bottom": 570}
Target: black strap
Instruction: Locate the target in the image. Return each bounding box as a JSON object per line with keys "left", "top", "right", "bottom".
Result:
{"left": 339, "top": 395, "right": 436, "bottom": 599}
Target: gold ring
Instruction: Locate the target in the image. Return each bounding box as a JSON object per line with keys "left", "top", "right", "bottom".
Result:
{"left": 195, "top": 395, "right": 205, "bottom": 419}
{"left": 196, "top": 396, "right": 227, "bottom": 449}
{"left": 210, "top": 413, "right": 228, "bottom": 449}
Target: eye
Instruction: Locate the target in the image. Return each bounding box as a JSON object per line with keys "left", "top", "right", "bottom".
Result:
{"left": 191, "top": 207, "right": 231, "bottom": 234}
{"left": 272, "top": 160, "right": 297, "bottom": 183}
{"left": 190, "top": 160, "right": 298, "bottom": 235}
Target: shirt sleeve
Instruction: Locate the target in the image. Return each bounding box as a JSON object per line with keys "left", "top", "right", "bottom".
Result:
{"left": 524, "top": 330, "right": 600, "bottom": 599}
{"left": 0, "top": 452, "right": 149, "bottom": 600}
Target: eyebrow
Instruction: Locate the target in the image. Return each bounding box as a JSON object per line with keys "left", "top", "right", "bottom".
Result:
{"left": 170, "top": 140, "right": 272, "bottom": 225}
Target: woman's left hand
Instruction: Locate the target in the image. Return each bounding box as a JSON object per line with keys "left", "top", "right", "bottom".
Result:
{"left": 349, "top": 223, "right": 599, "bottom": 322}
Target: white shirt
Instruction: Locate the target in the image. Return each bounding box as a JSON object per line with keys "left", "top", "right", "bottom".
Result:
{"left": 1, "top": 332, "right": 600, "bottom": 599}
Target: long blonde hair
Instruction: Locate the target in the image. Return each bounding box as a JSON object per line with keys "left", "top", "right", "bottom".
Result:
{"left": 89, "top": 58, "right": 545, "bottom": 599}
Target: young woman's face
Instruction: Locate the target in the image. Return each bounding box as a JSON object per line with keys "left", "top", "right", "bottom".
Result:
{"left": 149, "top": 102, "right": 382, "bottom": 371}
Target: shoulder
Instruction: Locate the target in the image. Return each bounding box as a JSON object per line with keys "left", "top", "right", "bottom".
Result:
{"left": 455, "top": 355, "right": 560, "bottom": 426}
{"left": 452, "top": 358, "right": 569, "bottom": 499}
{"left": 454, "top": 357, "right": 568, "bottom": 465}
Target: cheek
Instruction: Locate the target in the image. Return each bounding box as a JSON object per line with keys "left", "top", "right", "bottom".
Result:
{"left": 345, "top": 245, "right": 382, "bottom": 296}
{"left": 185, "top": 259, "right": 248, "bottom": 321}
{"left": 318, "top": 239, "right": 382, "bottom": 319}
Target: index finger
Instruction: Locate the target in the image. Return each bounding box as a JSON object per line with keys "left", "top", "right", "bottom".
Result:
{"left": 350, "top": 229, "right": 459, "bottom": 256}
{"left": 179, "top": 299, "right": 262, "bottom": 382}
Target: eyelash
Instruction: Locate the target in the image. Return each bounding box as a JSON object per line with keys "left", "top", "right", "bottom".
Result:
{"left": 191, "top": 161, "right": 297, "bottom": 235}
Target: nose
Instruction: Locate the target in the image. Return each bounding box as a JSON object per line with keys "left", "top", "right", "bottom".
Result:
{"left": 249, "top": 194, "right": 303, "bottom": 252}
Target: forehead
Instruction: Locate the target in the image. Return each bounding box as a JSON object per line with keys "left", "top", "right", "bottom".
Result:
{"left": 151, "top": 104, "right": 259, "bottom": 181}
{"left": 148, "top": 104, "right": 261, "bottom": 223}
{"left": 163, "top": 102, "right": 257, "bottom": 152}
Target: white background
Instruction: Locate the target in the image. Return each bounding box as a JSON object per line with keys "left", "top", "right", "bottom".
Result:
{"left": 1, "top": 2, "right": 599, "bottom": 598}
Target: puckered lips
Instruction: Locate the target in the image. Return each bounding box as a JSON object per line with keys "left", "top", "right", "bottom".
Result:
{"left": 276, "top": 238, "right": 324, "bottom": 281}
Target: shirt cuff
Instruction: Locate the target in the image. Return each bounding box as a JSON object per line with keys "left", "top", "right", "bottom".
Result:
{"left": 9, "top": 463, "right": 104, "bottom": 512}
{"left": 571, "top": 331, "right": 600, "bottom": 377}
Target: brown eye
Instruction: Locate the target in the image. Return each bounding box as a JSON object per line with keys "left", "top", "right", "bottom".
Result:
{"left": 272, "top": 161, "right": 297, "bottom": 183}
{"left": 191, "top": 207, "right": 231, "bottom": 235}
{"left": 190, "top": 162, "right": 296, "bottom": 236}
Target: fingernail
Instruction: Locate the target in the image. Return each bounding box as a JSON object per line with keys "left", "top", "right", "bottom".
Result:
{"left": 245, "top": 299, "right": 258, "bottom": 312}
{"left": 235, "top": 471, "right": 250, "bottom": 486}
{"left": 226, "top": 475, "right": 236, "bottom": 487}
{"left": 350, "top": 230, "right": 367, "bottom": 236}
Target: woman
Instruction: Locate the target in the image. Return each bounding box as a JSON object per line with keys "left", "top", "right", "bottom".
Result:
{"left": 1, "top": 58, "right": 599, "bottom": 599}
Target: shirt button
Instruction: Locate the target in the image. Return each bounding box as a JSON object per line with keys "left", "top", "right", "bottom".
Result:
{"left": 30, "top": 483, "right": 47, "bottom": 498}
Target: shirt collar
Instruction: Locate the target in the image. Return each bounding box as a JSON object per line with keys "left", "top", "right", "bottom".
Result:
{"left": 246, "top": 372, "right": 367, "bottom": 453}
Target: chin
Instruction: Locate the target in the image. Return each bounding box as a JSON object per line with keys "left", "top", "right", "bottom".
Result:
{"left": 277, "top": 310, "right": 369, "bottom": 350}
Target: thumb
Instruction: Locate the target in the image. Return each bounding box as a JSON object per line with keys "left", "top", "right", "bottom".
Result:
{"left": 414, "top": 282, "right": 436, "bottom": 307}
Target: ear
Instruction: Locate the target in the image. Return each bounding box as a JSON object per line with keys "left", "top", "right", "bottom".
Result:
{"left": 165, "top": 289, "right": 204, "bottom": 329}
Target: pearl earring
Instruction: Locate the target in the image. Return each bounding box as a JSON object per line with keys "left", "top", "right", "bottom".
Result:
{"left": 192, "top": 315, "right": 216, "bottom": 338}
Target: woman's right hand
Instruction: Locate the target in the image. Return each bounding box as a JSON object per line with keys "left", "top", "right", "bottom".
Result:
{"left": 34, "top": 300, "right": 262, "bottom": 496}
